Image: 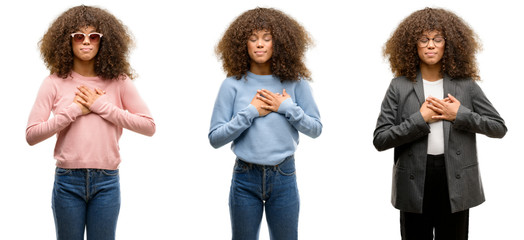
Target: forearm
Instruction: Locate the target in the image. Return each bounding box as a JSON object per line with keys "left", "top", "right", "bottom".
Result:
{"left": 26, "top": 103, "right": 82, "bottom": 145}
{"left": 452, "top": 83, "right": 507, "bottom": 138}
{"left": 209, "top": 105, "right": 259, "bottom": 148}
{"left": 278, "top": 99, "right": 322, "bottom": 138}
{"left": 90, "top": 97, "right": 155, "bottom": 136}
{"left": 373, "top": 111, "right": 430, "bottom": 151}
{"left": 453, "top": 105, "right": 507, "bottom": 138}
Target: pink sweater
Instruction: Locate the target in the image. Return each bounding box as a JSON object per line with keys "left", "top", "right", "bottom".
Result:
{"left": 26, "top": 72, "right": 155, "bottom": 170}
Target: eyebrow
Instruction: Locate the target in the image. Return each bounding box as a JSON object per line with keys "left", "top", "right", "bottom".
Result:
{"left": 420, "top": 35, "right": 444, "bottom": 38}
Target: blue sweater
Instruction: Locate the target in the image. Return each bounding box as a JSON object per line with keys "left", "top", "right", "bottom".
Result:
{"left": 209, "top": 71, "right": 322, "bottom": 165}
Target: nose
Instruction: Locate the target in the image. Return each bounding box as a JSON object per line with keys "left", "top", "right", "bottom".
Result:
{"left": 427, "top": 39, "right": 436, "bottom": 48}
{"left": 83, "top": 36, "right": 91, "bottom": 45}
{"left": 256, "top": 40, "right": 263, "bottom": 48}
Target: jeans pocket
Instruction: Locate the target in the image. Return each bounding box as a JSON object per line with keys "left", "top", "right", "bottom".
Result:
{"left": 101, "top": 169, "right": 119, "bottom": 176}
{"left": 277, "top": 164, "right": 296, "bottom": 176}
{"left": 55, "top": 167, "right": 71, "bottom": 176}
{"left": 233, "top": 160, "right": 249, "bottom": 174}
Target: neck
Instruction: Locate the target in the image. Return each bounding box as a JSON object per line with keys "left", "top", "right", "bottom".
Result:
{"left": 249, "top": 61, "right": 272, "bottom": 75}
{"left": 73, "top": 58, "right": 97, "bottom": 77}
{"left": 420, "top": 62, "right": 442, "bottom": 81}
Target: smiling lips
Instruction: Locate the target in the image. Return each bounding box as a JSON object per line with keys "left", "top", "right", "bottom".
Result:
{"left": 426, "top": 52, "right": 437, "bottom": 57}
{"left": 254, "top": 51, "right": 266, "bottom": 56}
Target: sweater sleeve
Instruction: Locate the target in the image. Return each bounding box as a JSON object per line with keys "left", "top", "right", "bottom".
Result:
{"left": 26, "top": 77, "right": 83, "bottom": 146}
{"left": 89, "top": 79, "right": 155, "bottom": 136}
{"left": 277, "top": 80, "right": 322, "bottom": 138}
{"left": 452, "top": 81, "right": 507, "bottom": 138}
{"left": 208, "top": 80, "right": 260, "bottom": 149}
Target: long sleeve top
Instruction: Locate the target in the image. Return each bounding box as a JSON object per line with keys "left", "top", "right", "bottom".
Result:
{"left": 26, "top": 72, "right": 155, "bottom": 170}
{"left": 209, "top": 72, "right": 322, "bottom": 165}
{"left": 372, "top": 74, "right": 506, "bottom": 213}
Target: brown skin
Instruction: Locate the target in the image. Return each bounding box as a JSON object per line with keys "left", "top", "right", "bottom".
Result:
{"left": 216, "top": 7, "right": 313, "bottom": 82}
{"left": 250, "top": 93, "right": 271, "bottom": 116}
{"left": 218, "top": 8, "right": 312, "bottom": 116}
{"left": 39, "top": 5, "right": 135, "bottom": 80}
{"left": 257, "top": 89, "right": 290, "bottom": 112}
{"left": 384, "top": 7, "right": 481, "bottom": 82}
{"left": 418, "top": 30, "right": 445, "bottom": 81}
{"left": 386, "top": 8, "right": 477, "bottom": 122}
{"left": 247, "top": 30, "right": 273, "bottom": 75}
{"left": 416, "top": 30, "right": 452, "bottom": 123}
{"left": 71, "top": 26, "right": 100, "bottom": 77}
{"left": 245, "top": 30, "right": 290, "bottom": 116}
{"left": 428, "top": 94, "right": 461, "bottom": 122}
{"left": 69, "top": 26, "right": 106, "bottom": 115}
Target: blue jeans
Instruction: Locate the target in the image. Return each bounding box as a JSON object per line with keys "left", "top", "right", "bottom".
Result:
{"left": 229, "top": 155, "right": 299, "bottom": 240}
{"left": 52, "top": 168, "right": 120, "bottom": 240}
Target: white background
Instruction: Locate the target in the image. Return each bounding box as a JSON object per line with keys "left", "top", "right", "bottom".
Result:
{"left": 1, "top": 0, "right": 522, "bottom": 239}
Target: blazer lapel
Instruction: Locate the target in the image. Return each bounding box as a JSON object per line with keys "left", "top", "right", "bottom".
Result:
{"left": 413, "top": 72, "right": 425, "bottom": 105}
{"left": 442, "top": 75, "right": 455, "bottom": 154}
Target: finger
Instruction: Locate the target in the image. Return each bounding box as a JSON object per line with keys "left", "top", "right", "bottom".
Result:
{"left": 75, "top": 91, "right": 89, "bottom": 101}
{"left": 447, "top": 94, "right": 459, "bottom": 103}
{"left": 77, "top": 86, "right": 92, "bottom": 96}
{"left": 427, "top": 104, "right": 443, "bottom": 114}
{"left": 257, "top": 95, "right": 273, "bottom": 105}
{"left": 427, "top": 98, "right": 445, "bottom": 109}
{"left": 256, "top": 90, "right": 266, "bottom": 99}
{"left": 282, "top": 89, "right": 288, "bottom": 96}
{"left": 76, "top": 97, "right": 87, "bottom": 105}
{"left": 260, "top": 89, "right": 277, "bottom": 99}
{"left": 80, "top": 86, "right": 96, "bottom": 95}
{"left": 95, "top": 88, "right": 106, "bottom": 95}
{"left": 260, "top": 105, "right": 274, "bottom": 111}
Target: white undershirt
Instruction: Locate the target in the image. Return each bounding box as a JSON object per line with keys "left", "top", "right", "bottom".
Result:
{"left": 423, "top": 79, "right": 445, "bottom": 155}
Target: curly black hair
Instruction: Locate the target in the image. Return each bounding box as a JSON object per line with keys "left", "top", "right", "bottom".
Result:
{"left": 39, "top": 5, "right": 134, "bottom": 80}
{"left": 216, "top": 7, "right": 313, "bottom": 82}
{"left": 384, "top": 7, "right": 481, "bottom": 81}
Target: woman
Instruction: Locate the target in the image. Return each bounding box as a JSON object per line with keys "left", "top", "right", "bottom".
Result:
{"left": 373, "top": 8, "right": 506, "bottom": 240}
{"left": 209, "top": 7, "right": 322, "bottom": 240}
{"left": 26, "top": 5, "right": 155, "bottom": 240}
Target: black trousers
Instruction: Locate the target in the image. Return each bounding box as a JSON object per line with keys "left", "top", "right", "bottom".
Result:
{"left": 400, "top": 154, "right": 469, "bottom": 240}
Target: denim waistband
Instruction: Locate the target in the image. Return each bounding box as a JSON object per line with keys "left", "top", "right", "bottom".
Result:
{"left": 426, "top": 154, "right": 445, "bottom": 168}
{"left": 56, "top": 167, "right": 118, "bottom": 172}
{"left": 236, "top": 155, "right": 294, "bottom": 170}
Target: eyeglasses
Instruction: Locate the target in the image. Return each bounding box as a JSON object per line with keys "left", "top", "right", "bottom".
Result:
{"left": 70, "top": 33, "right": 103, "bottom": 43}
{"left": 417, "top": 36, "right": 445, "bottom": 47}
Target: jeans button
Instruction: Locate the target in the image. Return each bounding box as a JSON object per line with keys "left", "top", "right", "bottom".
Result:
{"left": 409, "top": 174, "right": 415, "bottom": 180}
{"left": 456, "top": 174, "right": 461, "bottom": 179}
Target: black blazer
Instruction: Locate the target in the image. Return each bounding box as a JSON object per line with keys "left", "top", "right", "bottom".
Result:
{"left": 373, "top": 73, "right": 507, "bottom": 213}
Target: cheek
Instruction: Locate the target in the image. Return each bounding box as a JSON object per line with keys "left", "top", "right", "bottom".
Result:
{"left": 72, "top": 43, "right": 81, "bottom": 57}
{"left": 439, "top": 48, "right": 445, "bottom": 59}
{"left": 417, "top": 46, "right": 424, "bottom": 58}
{"left": 417, "top": 52, "right": 424, "bottom": 62}
{"left": 267, "top": 44, "right": 274, "bottom": 58}
{"left": 90, "top": 44, "right": 100, "bottom": 56}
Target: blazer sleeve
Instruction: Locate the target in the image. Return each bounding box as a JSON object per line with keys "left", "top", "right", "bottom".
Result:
{"left": 373, "top": 80, "right": 430, "bottom": 151}
{"left": 452, "top": 81, "right": 507, "bottom": 138}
